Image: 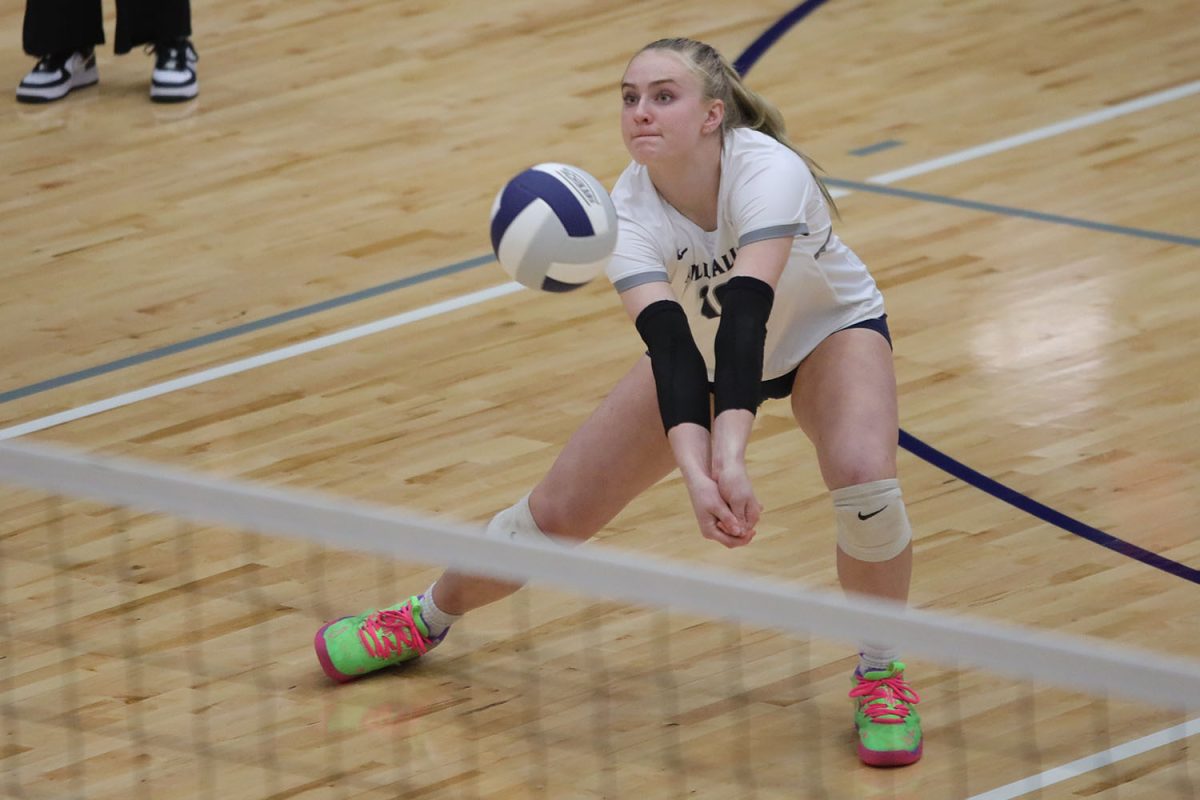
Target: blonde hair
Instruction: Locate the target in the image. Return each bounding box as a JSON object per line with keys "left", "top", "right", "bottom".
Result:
{"left": 638, "top": 37, "right": 838, "bottom": 216}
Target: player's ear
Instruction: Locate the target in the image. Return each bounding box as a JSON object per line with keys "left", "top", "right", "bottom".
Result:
{"left": 703, "top": 99, "right": 724, "bottom": 134}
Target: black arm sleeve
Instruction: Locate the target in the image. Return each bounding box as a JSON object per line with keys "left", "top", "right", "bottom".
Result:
{"left": 635, "top": 299, "right": 712, "bottom": 433}
{"left": 713, "top": 275, "right": 775, "bottom": 417}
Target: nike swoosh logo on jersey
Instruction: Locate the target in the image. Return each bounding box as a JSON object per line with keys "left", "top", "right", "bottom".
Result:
{"left": 858, "top": 506, "right": 887, "bottom": 520}
{"left": 676, "top": 247, "right": 688, "bottom": 260}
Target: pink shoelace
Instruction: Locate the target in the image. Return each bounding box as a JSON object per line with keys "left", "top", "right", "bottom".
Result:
{"left": 849, "top": 671, "right": 921, "bottom": 724}
{"left": 358, "top": 606, "right": 430, "bottom": 660}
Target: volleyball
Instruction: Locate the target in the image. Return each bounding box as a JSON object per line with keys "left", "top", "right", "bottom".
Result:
{"left": 489, "top": 163, "right": 618, "bottom": 292}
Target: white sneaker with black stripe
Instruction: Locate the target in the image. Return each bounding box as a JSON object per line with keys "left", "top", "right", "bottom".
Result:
{"left": 149, "top": 40, "right": 198, "bottom": 103}
{"left": 16, "top": 50, "right": 98, "bottom": 103}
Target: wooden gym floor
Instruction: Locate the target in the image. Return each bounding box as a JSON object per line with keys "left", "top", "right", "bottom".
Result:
{"left": 1, "top": 1, "right": 1198, "bottom": 797}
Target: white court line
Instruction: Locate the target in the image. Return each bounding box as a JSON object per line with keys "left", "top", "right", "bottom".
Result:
{"left": 966, "top": 716, "right": 1200, "bottom": 800}
{"left": 6, "top": 80, "right": 1197, "bottom": 443}
{"left": 865, "top": 80, "right": 1200, "bottom": 186}
{"left": 0, "top": 283, "right": 523, "bottom": 440}
{"left": 827, "top": 79, "right": 1200, "bottom": 198}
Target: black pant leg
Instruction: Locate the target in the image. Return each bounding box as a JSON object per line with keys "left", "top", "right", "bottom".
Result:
{"left": 23, "top": 0, "right": 105, "bottom": 57}
{"left": 113, "top": 0, "right": 191, "bottom": 54}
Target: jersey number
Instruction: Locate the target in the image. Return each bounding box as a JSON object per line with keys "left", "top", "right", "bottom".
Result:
{"left": 698, "top": 283, "right": 728, "bottom": 319}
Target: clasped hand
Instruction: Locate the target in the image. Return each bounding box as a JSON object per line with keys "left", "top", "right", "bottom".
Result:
{"left": 686, "top": 461, "right": 761, "bottom": 549}
{"left": 669, "top": 416, "right": 761, "bottom": 548}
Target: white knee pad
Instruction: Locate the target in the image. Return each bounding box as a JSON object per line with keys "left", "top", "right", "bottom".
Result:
{"left": 484, "top": 493, "right": 556, "bottom": 546}
{"left": 832, "top": 478, "right": 912, "bottom": 562}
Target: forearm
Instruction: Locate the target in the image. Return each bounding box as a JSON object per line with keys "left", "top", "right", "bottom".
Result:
{"left": 635, "top": 298, "right": 712, "bottom": 435}
{"left": 629, "top": 290, "right": 754, "bottom": 546}
{"left": 632, "top": 297, "right": 722, "bottom": 492}
{"left": 668, "top": 421, "right": 715, "bottom": 487}
{"left": 710, "top": 274, "right": 773, "bottom": 531}
{"left": 712, "top": 275, "right": 774, "bottom": 450}
{"left": 712, "top": 408, "right": 754, "bottom": 475}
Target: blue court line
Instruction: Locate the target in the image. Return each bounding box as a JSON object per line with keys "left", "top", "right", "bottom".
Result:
{"left": 826, "top": 178, "right": 1200, "bottom": 247}
{"left": 899, "top": 431, "right": 1200, "bottom": 584}
{"left": 0, "top": 254, "right": 495, "bottom": 405}
{"left": 849, "top": 139, "right": 904, "bottom": 157}
{"left": 733, "top": 0, "right": 831, "bottom": 75}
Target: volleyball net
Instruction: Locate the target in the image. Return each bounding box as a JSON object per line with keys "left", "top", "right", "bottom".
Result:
{"left": 1, "top": 439, "right": 1197, "bottom": 799}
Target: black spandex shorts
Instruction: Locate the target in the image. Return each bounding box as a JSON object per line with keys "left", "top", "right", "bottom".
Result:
{"left": 747, "top": 314, "right": 892, "bottom": 401}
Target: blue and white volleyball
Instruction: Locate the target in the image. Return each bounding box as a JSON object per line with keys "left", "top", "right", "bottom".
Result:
{"left": 489, "top": 163, "right": 618, "bottom": 292}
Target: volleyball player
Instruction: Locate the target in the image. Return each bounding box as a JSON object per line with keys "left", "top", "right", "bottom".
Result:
{"left": 315, "top": 37, "right": 922, "bottom": 767}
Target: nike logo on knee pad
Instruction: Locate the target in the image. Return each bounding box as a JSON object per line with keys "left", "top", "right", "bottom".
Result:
{"left": 858, "top": 506, "right": 888, "bottom": 521}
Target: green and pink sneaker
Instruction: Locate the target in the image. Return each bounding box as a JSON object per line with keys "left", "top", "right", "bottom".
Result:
{"left": 315, "top": 595, "right": 446, "bottom": 683}
{"left": 849, "top": 660, "right": 922, "bottom": 766}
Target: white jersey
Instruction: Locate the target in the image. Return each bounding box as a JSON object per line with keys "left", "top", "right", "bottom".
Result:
{"left": 606, "top": 127, "right": 885, "bottom": 381}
